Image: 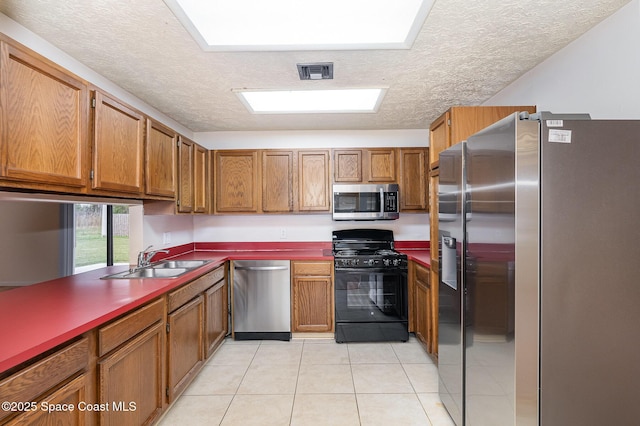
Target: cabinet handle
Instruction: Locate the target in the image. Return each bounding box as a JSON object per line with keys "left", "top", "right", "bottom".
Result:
{"left": 234, "top": 266, "right": 290, "bottom": 271}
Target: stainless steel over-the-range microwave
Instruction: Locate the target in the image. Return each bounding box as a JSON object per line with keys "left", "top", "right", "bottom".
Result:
{"left": 332, "top": 183, "right": 400, "bottom": 221}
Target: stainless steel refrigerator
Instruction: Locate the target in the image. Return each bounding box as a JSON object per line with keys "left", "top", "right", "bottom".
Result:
{"left": 437, "top": 112, "right": 640, "bottom": 425}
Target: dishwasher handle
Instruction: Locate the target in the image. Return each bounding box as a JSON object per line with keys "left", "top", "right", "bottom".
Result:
{"left": 234, "top": 265, "right": 290, "bottom": 271}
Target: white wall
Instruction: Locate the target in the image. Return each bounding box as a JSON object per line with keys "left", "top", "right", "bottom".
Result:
{"left": 143, "top": 214, "right": 194, "bottom": 250}
{"left": 195, "top": 129, "right": 428, "bottom": 150}
{"left": 485, "top": 0, "right": 640, "bottom": 118}
{"left": 194, "top": 213, "right": 429, "bottom": 243}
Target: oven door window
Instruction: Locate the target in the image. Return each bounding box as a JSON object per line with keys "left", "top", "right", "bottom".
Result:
{"left": 334, "top": 192, "right": 381, "bottom": 213}
{"left": 335, "top": 270, "right": 407, "bottom": 322}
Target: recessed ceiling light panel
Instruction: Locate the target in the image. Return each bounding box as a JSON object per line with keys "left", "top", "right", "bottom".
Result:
{"left": 164, "top": 0, "right": 434, "bottom": 51}
{"left": 236, "top": 89, "right": 387, "bottom": 114}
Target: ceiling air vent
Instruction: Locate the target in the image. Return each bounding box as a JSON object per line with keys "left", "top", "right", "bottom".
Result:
{"left": 297, "top": 62, "right": 334, "bottom": 80}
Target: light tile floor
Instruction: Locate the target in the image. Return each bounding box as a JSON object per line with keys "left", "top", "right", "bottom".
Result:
{"left": 158, "top": 336, "right": 455, "bottom": 426}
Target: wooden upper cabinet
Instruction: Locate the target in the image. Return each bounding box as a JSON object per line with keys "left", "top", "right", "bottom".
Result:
{"left": 145, "top": 119, "right": 177, "bottom": 199}
{"left": 429, "top": 111, "right": 450, "bottom": 170}
{"left": 399, "top": 148, "right": 428, "bottom": 211}
{"left": 193, "top": 143, "right": 208, "bottom": 213}
{"left": 333, "top": 148, "right": 397, "bottom": 183}
{"left": 0, "top": 40, "right": 88, "bottom": 191}
{"left": 334, "top": 149, "right": 362, "bottom": 182}
{"left": 262, "top": 150, "right": 294, "bottom": 213}
{"left": 176, "top": 137, "right": 208, "bottom": 214}
{"left": 429, "top": 105, "right": 536, "bottom": 170}
{"left": 215, "top": 150, "right": 259, "bottom": 213}
{"left": 365, "top": 148, "right": 396, "bottom": 182}
{"left": 91, "top": 90, "right": 144, "bottom": 195}
{"left": 298, "top": 150, "right": 330, "bottom": 212}
{"left": 177, "top": 136, "right": 194, "bottom": 213}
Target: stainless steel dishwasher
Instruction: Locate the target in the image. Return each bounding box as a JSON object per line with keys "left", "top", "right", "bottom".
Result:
{"left": 232, "top": 260, "right": 291, "bottom": 341}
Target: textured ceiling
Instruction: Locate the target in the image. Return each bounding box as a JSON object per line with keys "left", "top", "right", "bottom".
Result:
{"left": 0, "top": 0, "right": 630, "bottom": 132}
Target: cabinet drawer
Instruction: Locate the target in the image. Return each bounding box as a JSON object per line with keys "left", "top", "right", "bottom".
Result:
{"left": 293, "top": 261, "right": 332, "bottom": 276}
{"left": 98, "top": 297, "right": 165, "bottom": 357}
{"left": 168, "top": 266, "right": 225, "bottom": 312}
{"left": 4, "top": 374, "right": 87, "bottom": 426}
{"left": 0, "top": 337, "right": 88, "bottom": 423}
{"left": 415, "top": 263, "right": 430, "bottom": 286}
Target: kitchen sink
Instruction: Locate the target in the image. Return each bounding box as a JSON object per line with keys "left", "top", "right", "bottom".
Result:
{"left": 101, "top": 259, "right": 211, "bottom": 279}
{"left": 150, "top": 260, "right": 211, "bottom": 269}
{"left": 102, "top": 267, "right": 189, "bottom": 279}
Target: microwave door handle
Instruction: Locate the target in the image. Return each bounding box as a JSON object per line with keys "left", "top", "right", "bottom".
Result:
{"left": 380, "top": 188, "right": 384, "bottom": 213}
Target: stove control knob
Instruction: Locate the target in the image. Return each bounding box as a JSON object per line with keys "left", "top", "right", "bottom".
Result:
{"left": 383, "top": 258, "right": 390, "bottom": 267}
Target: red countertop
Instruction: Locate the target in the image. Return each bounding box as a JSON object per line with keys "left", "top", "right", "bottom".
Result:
{"left": 396, "top": 241, "right": 431, "bottom": 268}
{"left": 0, "top": 241, "right": 430, "bottom": 373}
{"left": 401, "top": 249, "right": 431, "bottom": 268}
{"left": 0, "top": 243, "right": 333, "bottom": 373}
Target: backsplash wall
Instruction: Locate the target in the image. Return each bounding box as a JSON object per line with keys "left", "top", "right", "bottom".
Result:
{"left": 193, "top": 213, "right": 429, "bottom": 242}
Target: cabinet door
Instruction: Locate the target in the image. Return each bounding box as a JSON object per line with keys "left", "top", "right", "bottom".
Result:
{"left": 333, "top": 149, "right": 362, "bottom": 182}
{"left": 448, "top": 106, "right": 536, "bottom": 146}
{"left": 365, "top": 148, "right": 396, "bottom": 182}
{"left": 204, "top": 280, "right": 228, "bottom": 358}
{"left": 292, "top": 276, "right": 333, "bottom": 332}
{"left": 400, "top": 148, "right": 428, "bottom": 211}
{"left": 429, "top": 111, "right": 450, "bottom": 170}
{"left": 5, "top": 374, "right": 87, "bottom": 426}
{"left": 167, "top": 295, "right": 204, "bottom": 402}
{"left": 177, "top": 136, "right": 194, "bottom": 213}
{"left": 98, "top": 321, "right": 164, "bottom": 426}
{"left": 215, "top": 150, "right": 259, "bottom": 212}
{"left": 298, "top": 150, "right": 330, "bottom": 211}
{"left": 414, "top": 265, "right": 430, "bottom": 349}
{"left": 429, "top": 260, "right": 439, "bottom": 356}
{"left": 91, "top": 90, "right": 144, "bottom": 195}
{"left": 193, "top": 143, "right": 208, "bottom": 213}
{"left": 429, "top": 171, "right": 440, "bottom": 356}
{"left": 145, "top": 119, "right": 177, "bottom": 198}
{"left": 0, "top": 41, "right": 88, "bottom": 190}
{"left": 262, "top": 150, "right": 294, "bottom": 212}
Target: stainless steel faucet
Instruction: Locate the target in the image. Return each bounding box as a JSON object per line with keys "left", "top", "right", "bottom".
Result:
{"left": 137, "top": 245, "right": 170, "bottom": 268}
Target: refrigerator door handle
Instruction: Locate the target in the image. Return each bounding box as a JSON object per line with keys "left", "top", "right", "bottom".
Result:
{"left": 441, "top": 236, "right": 458, "bottom": 290}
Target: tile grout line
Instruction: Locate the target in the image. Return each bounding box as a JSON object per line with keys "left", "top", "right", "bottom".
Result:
{"left": 346, "top": 343, "right": 364, "bottom": 426}
{"left": 219, "top": 340, "right": 260, "bottom": 425}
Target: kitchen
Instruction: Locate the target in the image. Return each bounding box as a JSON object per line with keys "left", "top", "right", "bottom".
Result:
{"left": 1, "top": 0, "right": 639, "bottom": 425}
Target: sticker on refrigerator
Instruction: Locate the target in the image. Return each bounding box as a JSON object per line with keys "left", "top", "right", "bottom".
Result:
{"left": 548, "top": 129, "right": 572, "bottom": 143}
{"left": 546, "top": 120, "right": 564, "bottom": 127}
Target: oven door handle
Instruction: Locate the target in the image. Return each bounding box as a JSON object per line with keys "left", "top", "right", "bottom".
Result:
{"left": 335, "top": 267, "right": 407, "bottom": 274}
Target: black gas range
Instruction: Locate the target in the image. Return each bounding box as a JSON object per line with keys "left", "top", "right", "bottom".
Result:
{"left": 332, "top": 229, "right": 409, "bottom": 343}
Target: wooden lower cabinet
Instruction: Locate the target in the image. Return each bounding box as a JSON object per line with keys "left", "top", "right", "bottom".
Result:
{"left": 165, "top": 265, "right": 226, "bottom": 403}
{"left": 412, "top": 262, "right": 431, "bottom": 350}
{"left": 291, "top": 261, "right": 334, "bottom": 333}
{"left": 0, "top": 264, "right": 230, "bottom": 426}
{"left": 166, "top": 295, "right": 204, "bottom": 403}
{"left": 4, "top": 374, "right": 87, "bottom": 426}
{"left": 204, "top": 279, "right": 228, "bottom": 358}
{"left": 0, "top": 337, "right": 90, "bottom": 425}
{"left": 98, "top": 321, "right": 165, "bottom": 426}
{"left": 429, "top": 260, "right": 439, "bottom": 357}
